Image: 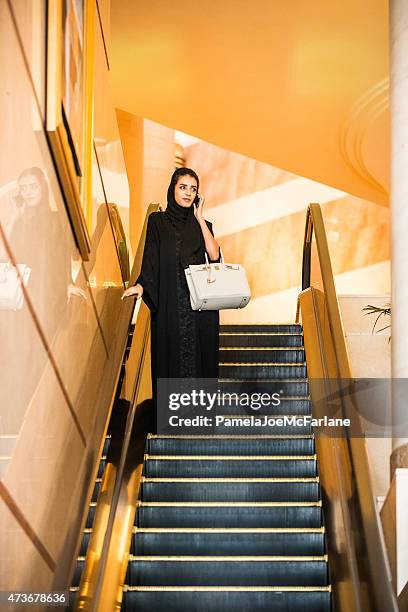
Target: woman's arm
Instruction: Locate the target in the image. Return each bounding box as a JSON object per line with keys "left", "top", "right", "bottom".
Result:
{"left": 121, "top": 213, "right": 159, "bottom": 309}
{"left": 194, "top": 197, "right": 220, "bottom": 261}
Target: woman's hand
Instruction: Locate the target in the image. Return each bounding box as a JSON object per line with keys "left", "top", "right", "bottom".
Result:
{"left": 67, "top": 284, "right": 88, "bottom": 302}
{"left": 193, "top": 195, "right": 204, "bottom": 222}
{"left": 121, "top": 283, "right": 143, "bottom": 300}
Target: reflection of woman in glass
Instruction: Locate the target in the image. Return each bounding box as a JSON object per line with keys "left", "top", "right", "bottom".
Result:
{"left": 9, "top": 167, "right": 75, "bottom": 335}
{"left": 1, "top": 168, "right": 72, "bottom": 434}
{"left": 15, "top": 166, "right": 48, "bottom": 210}
{"left": 15, "top": 166, "right": 79, "bottom": 319}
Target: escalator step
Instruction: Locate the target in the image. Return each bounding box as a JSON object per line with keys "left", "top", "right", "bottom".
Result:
{"left": 136, "top": 502, "right": 322, "bottom": 528}
{"left": 219, "top": 364, "right": 307, "bottom": 380}
{"left": 125, "top": 557, "right": 328, "bottom": 586}
{"left": 72, "top": 558, "right": 85, "bottom": 587}
{"left": 187, "top": 398, "right": 312, "bottom": 416}
{"left": 217, "top": 380, "right": 309, "bottom": 397}
{"left": 122, "top": 588, "right": 331, "bottom": 612}
{"left": 97, "top": 458, "right": 107, "bottom": 478}
{"left": 131, "top": 529, "right": 325, "bottom": 556}
{"left": 219, "top": 348, "right": 305, "bottom": 363}
{"left": 220, "top": 325, "right": 302, "bottom": 333}
{"left": 141, "top": 478, "right": 320, "bottom": 502}
{"left": 85, "top": 504, "right": 96, "bottom": 529}
{"left": 79, "top": 531, "right": 92, "bottom": 556}
{"left": 143, "top": 457, "right": 317, "bottom": 478}
{"left": 91, "top": 479, "right": 102, "bottom": 503}
{"left": 148, "top": 436, "right": 315, "bottom": 456}
{"left": 102, "top": 436, "right": 111, "bottom": 455}
{"left": 219, "top": 334, "right": 304, "bottom": 348}
{"left": 189, "top": 419, "right": 312, "bottom": 436}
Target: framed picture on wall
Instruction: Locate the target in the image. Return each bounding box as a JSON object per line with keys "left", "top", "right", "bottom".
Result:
{"left": 46, "top": 0, "right": 95, "bottom": 260}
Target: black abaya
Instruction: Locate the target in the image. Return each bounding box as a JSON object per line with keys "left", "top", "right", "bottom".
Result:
{"left": 136, "top": 211, "right": 219, "bottom": 387}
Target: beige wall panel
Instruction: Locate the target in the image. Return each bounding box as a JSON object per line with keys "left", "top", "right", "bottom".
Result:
{"left": 338, "top": 294, "right": 392, "bottom": 501}
{"left": 334, "top": 261, "right": 391, "bottom": 294}
{"left": 0, "top": 226, "right": 108, "bottom": 445}
{"left": 219, "top": 209, "right": 304, "bottom": 299}
{"left": 0, "top": 498, "right": 52, "bottom": 592}
{"left": 9, "top": 0, "right": 46, "bottom": 117}
{"left": 93, "top": 16, "right": 130, "bottom": 247}
{"left": 116, "top": 109, "right": 144, "bottom": 253}
{"left": 1, "top": 320, "right": 85, "bottom": 564}
{"left": 0, "top": 138, "right": 107, "bottom": 433}
{"left": 0, "top": 3, "right": 46, "bottom": 190}
{"left": 220, "top": 196, "right": 389, "bottom": 302}
{"left": 85, "top": 153, "right": 123, "bottom": 354}
{"left": 220, "top": 285, "right": 301, "bottom": 325}
{"left": 142, "top": 119, "right": 175, "bottom": 214}
{"left": 338, "top": 294, "right": 391, "bottom": 333}
{"left": 186, "top": 141, "right": 296, "bottom": 208}
{"left": 322, "top": 196, "right": 390, "bottom": 275}
{"left": 49, "top": 265, "right": 109, "bottom": 436}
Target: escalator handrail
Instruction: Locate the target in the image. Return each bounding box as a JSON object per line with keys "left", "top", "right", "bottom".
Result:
{"left": 300, "top": 203, "right": 398, "bottom": 611}
{"left": 74, "top": 203, "right": 160, "bottom": 611}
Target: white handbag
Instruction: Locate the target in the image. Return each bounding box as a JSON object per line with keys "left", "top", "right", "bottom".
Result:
{"left": 184, "top": 249, "right": 250, "bottom": 311}
{"left": 0, "top": 262, "right": 31, "bottom": 310}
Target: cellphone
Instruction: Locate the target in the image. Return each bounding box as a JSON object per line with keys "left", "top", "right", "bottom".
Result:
{"left": 194, "top": 194, "right": 202, "bottom": 207}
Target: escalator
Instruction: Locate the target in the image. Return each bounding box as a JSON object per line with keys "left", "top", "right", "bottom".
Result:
{"left": 121, "top": 323, "right": 332, "bottom": 611}
{"left": 71, "top": 203, "right": 399, "bottom": 612}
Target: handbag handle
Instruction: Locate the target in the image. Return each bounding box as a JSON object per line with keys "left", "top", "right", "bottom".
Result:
{"left": 204, "top": 252, "right": 215, "bottom": 284}
{"left": 204, "top": 248, "right": 226, "bottom": 283}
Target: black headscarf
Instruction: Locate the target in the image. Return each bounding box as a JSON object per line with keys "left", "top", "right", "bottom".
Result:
{"left": 165, "top": 168, "right": 204, "bottom": 267}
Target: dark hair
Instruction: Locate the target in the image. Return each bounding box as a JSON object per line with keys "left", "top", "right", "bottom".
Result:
{"left": 15, "top": 166, "right": 49, "bottom": 208}
{"left": 169, "top": 167, "right": 199, "bottom": 200}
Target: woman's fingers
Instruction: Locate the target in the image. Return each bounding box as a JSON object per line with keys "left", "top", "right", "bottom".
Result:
{"left": 121, "top": 285, "right": 143, "bottom": 300}
{"left": 194, "top": 196, "right": 204, "bottom": 220}
{"left": 121, "top": 288, "right": 136, "bottom": 300}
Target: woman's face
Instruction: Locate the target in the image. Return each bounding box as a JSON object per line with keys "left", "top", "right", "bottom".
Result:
{"left": 174, "top": 175, "right": 198, "bottom": 208}
{"left": 18, "top": 174, "right": 42, "bottom": 207}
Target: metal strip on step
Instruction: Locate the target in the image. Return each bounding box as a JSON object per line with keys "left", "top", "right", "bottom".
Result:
{"left": 123, "top": 585, "right": 331, "bottom": 592}
{"left": 141, "top": 476, "right": 319, "bottom": 483}
{"left": 144, "top": 455, "right": 317, "bottom": 461}
{"left": 132, "top": 527, "right": 325, "bottom": 533}
{"left": 147, "top": 434, "right": 314, "bottom": 439}
{"left": 127, "top": 554, "right": 329, "bottom": 562}
{"left": 219, "top": 347, "right": 305, "bottom": 351}
{"left": 219, "top": 333, "right": 303, "bottom": 336}
{"left": 218, "top": 378, "right": 309, "bottom": 383}
{"left": 137, "top": 500, "right": 322, "bottom": 507}
{"left": 219, "top": 362, "right": 307, "bottom": 366}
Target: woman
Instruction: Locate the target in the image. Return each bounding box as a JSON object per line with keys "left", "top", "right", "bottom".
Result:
{"left": 122, "top": 167, "right": 220, "bottom": 387}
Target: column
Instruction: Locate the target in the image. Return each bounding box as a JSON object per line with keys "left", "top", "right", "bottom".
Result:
{"left": 390, "top": 0, "right": 408, "bottom": 473}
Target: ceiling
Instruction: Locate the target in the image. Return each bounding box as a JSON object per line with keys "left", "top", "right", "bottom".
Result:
{"left": 110, "top": 0, "right": 389, "bottom": 205}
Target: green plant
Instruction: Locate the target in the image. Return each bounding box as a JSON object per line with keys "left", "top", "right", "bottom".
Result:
{"left": 362, "top": 303, "right": 391, "bottom": 340}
